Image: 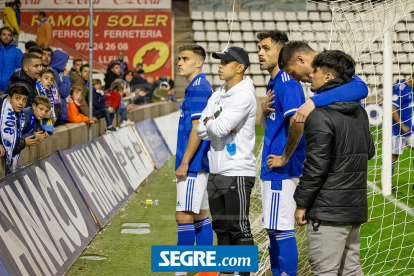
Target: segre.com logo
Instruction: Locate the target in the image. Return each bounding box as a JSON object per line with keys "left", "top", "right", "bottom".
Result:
{"left": 151, "top": 246, "right": 258, "bottom": 272}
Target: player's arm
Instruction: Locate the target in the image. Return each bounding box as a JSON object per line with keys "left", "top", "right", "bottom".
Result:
{"left": 176, "top": 119, "right": 202, "bottom": 179}
{"left": 392, "top": 105, "right": 410, "bottom": 133}
{"left": 197, "top": 97, "right": 214, "bottom": 140}
{"left": 294, "top": 75, "right": 368, "bottom": 123}
{"left": 294, "top": 110, "right": 333, "bottom": 225}
{"left": 260, "top": 90, "right": 275, "bottom": 131}
{"left": 267, "top": 116, "right": 304, "bottom": 168}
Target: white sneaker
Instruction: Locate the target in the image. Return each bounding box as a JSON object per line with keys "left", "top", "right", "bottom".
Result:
{"left": 120, "top": 119, "right": 133, "bottom": 128}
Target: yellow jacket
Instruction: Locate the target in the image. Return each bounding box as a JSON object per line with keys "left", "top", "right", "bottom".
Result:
{"left": 36, "top": 19, "right": 52, "bottom": 46}
{"left": 3, "top": 6, "right": 19, "bottom": 34}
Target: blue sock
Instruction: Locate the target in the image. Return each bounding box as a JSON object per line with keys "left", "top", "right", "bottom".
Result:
{"left": 177, "top": 223, "right": 195, "bottom": 245}
{"left": 267, "top": 229, "right": 298, "bottom": 276}
{"left": 194, "top": 217, "right": 213, "bottom": 245}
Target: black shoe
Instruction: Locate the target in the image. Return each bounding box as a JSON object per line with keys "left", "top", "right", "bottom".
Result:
{"left": 392, "top": 186, "right": 402, "bottom": 194}
{"left": 106, "top": 126, "right": 118, "bottom": 133}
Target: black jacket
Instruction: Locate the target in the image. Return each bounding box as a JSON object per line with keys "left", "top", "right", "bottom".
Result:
{"left": 104, "top": 71, "right": 119, "bottom": 90}
{"left": 0, "top": 94, "right": 26, "bottom": 155}
{"left": 294, "top": 79, "right": 375, "bottom": 225}
{"left": 8, "top": 68, "right": 37, "bottom": 108}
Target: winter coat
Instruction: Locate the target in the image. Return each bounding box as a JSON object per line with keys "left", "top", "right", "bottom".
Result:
{"left": 69, "top": 71, "right": 89, "bottom": 116}
{"left": 50, "top": 50, "right": 70, "bottom": 120}
{"left": 8, "top": 68, "right": 36, "bottom": 107}
{"left": 67, "top": 97, "right": 90, "bottom": 124}
{"left": 105, "top": 89, "right": 122, "bottom": 110}
{"left": 3, "top": 6, "right": 19, "bottom": 34}
{"left": 93, "top": 87, "right": 109, "bottom": 110}
{"left": 36, "top": 19, "right": 52, "bottom": 46}
{"left": 104, "top": 70, "right": 119, "bottom": 90}
{"left": 294, "top": 79, "right": 376, "bottom": 225}
{"left": 22, "top": 107, "right": 43, "bottom": 138}
{"left": 0, "top": 38, "right": 23, "bottom": 92}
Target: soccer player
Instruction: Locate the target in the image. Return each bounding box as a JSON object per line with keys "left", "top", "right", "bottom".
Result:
{"left": 197, "top": 46, "right": 256, "bottom": 276}
{"left": 391, "top": 75, "right": 414, "bottom": 193}
{"left": 257, "top": 30, "right": 304, "bottom": 276}
{"left": 175, "top": 44, "right": 215, "bottom": 276}
{"left": 294, "top": 49, "right": 374, "bottom": 276}
{"left": 277, "top": 40, "right": 369, "bottom": 123}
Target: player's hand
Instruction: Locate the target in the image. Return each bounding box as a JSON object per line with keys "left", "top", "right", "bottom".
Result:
{"left": 175, "top": 162, "right": 189, "bottom": 180}
{"left": 34, "top": 131, "right": 47, "bottom": 142}
{"left": 52, "top": 118, "right": 57, "bottom": 124}
{"left": 108, "top": 107, "right": 114, "bottom": 113}
{"left": 229, "top": 128, "right": 237, "bottom": 135}
{"left": 267, "top": 154, "right": 288, "bottom": 170}
{"left": 203, "top": 115, "right": 214, "bottom": 125}
{"left": 262, "top": 90, "right": 275, "bottom": 115}
{"left": 92, "top": 117, "right": 98, "bottom": 122}
{"left": 25, "top": 135, "right": 37, "bottom": 146}
{"left": 89, "top": 119, "right": 95, "bottom": 124}
{"left": 293, "top": 100, "right": 315, "bottom": 123}
{"left": 401, "top": 124, "right": 411, "bottom": 133}
{"left": 0, "top": 145, "right": 5, "bottom": 157}
{"left": 295, "top": 208, "right": 307, "bottom": 226}
{"left": 63, "top": 68, "right": 69, "bottom": 76}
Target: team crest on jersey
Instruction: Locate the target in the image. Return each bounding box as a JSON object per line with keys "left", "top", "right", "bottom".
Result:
{"left": 214, "top": 107, "right": 222, "bottom": 118}
{"left": 267, "top": 111, "right": 276, "bottom": 121}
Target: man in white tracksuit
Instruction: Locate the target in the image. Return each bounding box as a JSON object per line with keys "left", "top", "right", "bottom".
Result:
{"left": 197, "top": 46, "right": 256, "bottom": 276}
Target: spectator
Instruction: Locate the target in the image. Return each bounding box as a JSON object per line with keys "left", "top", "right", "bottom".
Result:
{"left": 14, "top": 1, "right": 21, "bottom": 28}
{"left": 92, "top": 79, "right": 117, "bottom": 133}
{"left": 35, "top": 68, "right": 56, "bottom": 134}
{"left": 130, "top": 69, "right": 152, "bottom": 94}
{"left": 22, "top": 95, "right": 50, "bottom": 142}
{"left": 25, "top": 41, "right": 37, "bottom": 53}
{"left": 67, "top": 86, "right": 94, "bottom": 125}
{"left": 168, "top": 79, "right": 176, "bottom": 101}
{"left": 0, "top": 26, "right": 23, "bottom": 93}
{"left": 152, "top": 81, "right": 170, "bottom": 103}
{"left": 70, "top": 58, "right": 82, "bottom": 75}
{"left": 41, "top": 46, "right": 53, "bottom": 68}
{"left": 116, "top": 50, "right": 128, "bottom": 74}
{"left": 8, "top": 53, "right": 41, "bottom": 107}
{"left": 149, "top": 76, "right": 168, "bottom": 101}
{"left": 36, "top": 12, "right": 52, "bottom": 46}
{"left": 70, "top": 63, "right": 90, "bottom": 116}
{"left": 50, "top": 49, "right": 70, "bottom": 126}
{"left": 133, "top": 63, "right": 143, "bottom": 76}
{"left": 28, "top": 45, "right": 43, "bottom": 58}
{"left": 3, "top": 2, "right": 19, "bottom": 44}
{"left": 0, "top": 83, "right": 37, "bottom": 175}
{"left": 104, "top": 61, "right": 121, "bottom": 89}
{"left": 105, "top": 79, "right": 133, "bottom": 127}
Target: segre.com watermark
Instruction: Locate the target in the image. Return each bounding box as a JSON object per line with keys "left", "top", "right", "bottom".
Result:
{"left": 151, "top": 246, "right": 258, "bottom": 272}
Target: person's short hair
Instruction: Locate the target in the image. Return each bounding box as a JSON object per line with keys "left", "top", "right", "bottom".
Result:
{"left": 34, "top": 95, "right": 52, "bottom": 110}
{"left": 92, "top": 79, "right": 102, "bottom": 86}
{"left": 39, "top": 67, "right": 56, "bottom": 79}
{"left": 73, "top": 58, "right": 82, "bottom": 64}
{"left": 42, "top": 46, "right": 54, "bottom": 58}
{"left": 111, "top": 79, "right": 125, "bottom": 92}
{"left": 25, "top": 41, "right": 37, "bottom": 51}
{"left": 70, "top": 86, "right": 83, "bottom": 96}
{"left": 256, "top": 30, "right": 289, "bottom": 48}
{"left": 135, "top": 63, "right": 143, "bottom": 68}
{"left": 28, "top": 45, "right": 43, "bottom": 56}
{"left": 110, "top": 61, "right": 121, "bottom": 70}
{"left": 278, "top": 41, "right": 315, "bottom": 70}
{"left": 14, "top": 0, "right": 21, "bottom": 6}
{"left": 137, "top": 69, "right": 145, "bottom": 74}
{"left": 0, "top": 27, "right": 12, "bottom": 36}
{"left": 121, "top": 69, "right": 134, "bottom": 80}
{"left": 168, "top": 79, "right": 174, "bottom": 89}
{"left": 5, "top": 2, "right": 13, "bottom": 7}
{"left": 7, "top": 83, "right": 29, "bottom": 98}
{"left": 80, "top": 63, "right": 89, "bottom": 72}
{"left": 178, "top": 44, "right": 206, "bottom": 61}
{"left": 39, "top": 11, "right": 46, "bottom": 18}
{"left": 21, "top": 53, "right": 42, "bottom": 67}
{"left": 311, "top": 50, "right": 356, "bottom": 83}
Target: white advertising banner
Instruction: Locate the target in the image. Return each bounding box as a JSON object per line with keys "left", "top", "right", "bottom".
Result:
{"left": 153, "top": 111, "right": 180, "bottom": 155}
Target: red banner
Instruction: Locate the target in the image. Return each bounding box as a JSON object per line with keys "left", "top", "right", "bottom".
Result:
{"left": 21, "top": 11, "right": 172, "bottom": 83}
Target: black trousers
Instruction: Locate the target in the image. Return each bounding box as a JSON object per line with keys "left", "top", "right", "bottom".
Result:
{"left": 207, "top": 174, "right": 255, "bottom": 246}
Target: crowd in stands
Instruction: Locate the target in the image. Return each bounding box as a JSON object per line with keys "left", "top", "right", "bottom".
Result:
{"left": 0, "top": 11, "right": 176, "bottom": 176}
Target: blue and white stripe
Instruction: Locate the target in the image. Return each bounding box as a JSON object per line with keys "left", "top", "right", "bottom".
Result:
{"left": 178, "top": 224, "right": 195, "bottom": 232}
{"left": 194, "top": 217, "right": 211, "bottom": 229}
{"left": 275, "top": 231, "right": 296, "bottom": 241}
{"left": 269, "top": 192, "right": 280, "bottom": 230}
{"left": 281, "top": 72, "right": 291, "bottom": 82}
{"left": 185, "top": 178, "right": 195, "bottom": 211}
{"left": 192, "top": 77, "right": 202, "bottom": 86}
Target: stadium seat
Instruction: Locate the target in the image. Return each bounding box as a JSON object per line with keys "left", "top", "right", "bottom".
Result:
{"left": 218, "top": 32, "right": 230, "bottom": 42}
{"left": 395, "top": 23, "right": 405, "bottom": 30}
{"left": 241, "top": 21, "right": 253, "bottom": 31}
{"left": 203, "top": 64, "right": 211, "bottom": 74}
{"left": 297, "top": 11, "right": 308, "bottom": 21}
{"left": 309, "top": 12, "right": 321, "bottom": 21}
{"left": 208, "top": 42, "right": 220, "bottom": 52}
{"left": 232, "top": 22, "right": 241, "bottom": 31}
{"left": 194, "top": 32, "right": 206, "bottom": 41}
{"left": 256, "top": 87, "right": 267, "bottom": 97}
{"left": 315, "top": 32, "right": 328, "bottom": 41}
{"left": 392, "top": 64, "right": 400, "bottom": 73}
{"left": 243, "top": 32, "right": 255, "bottom": 42}
{"left": 321, "top": 12, "right": 332, "bottom": 21}
{"left": 264, "top": 22, "right": 276, "bottom": 30}
{"left": 248, "top": 53, "right": 259, "bottom": 64}
{"left": 231, "top": 32, "right": 243, "bottom": 42}
{"left": 274, "top": 12, "right": 285, "bottom": 21}
{"left": 307, "top": 2, "right": 318, "bottom": 11}
{"left": 397, "top": 54, "right": 408, "bottom": 63}
{"left": 239, "top": 12, "right": 251, "bottom": 21}
{"left": 226, "top": 11, "right": 239, "bottom": 21}
{"left": 215, "top": 11, "right": 226, "bottom": 20}
{"left": 253, "top": 22, "right": 264, "bottom": 31}
{"left": 290, "top": 31, "right": 302, "bottom": 40}
{"left": 317, "top": 3, "right": 330, "bottom": 11}
{"left": 286, "top": 12, "right": 298, "bottom": 21}
{"left": 205, "top": 75, "right": 213, "bottom": 85}
{"left": 251, "top": 11, "right": 262, "bottom": 21}
{"left": 249, "top": 64, "right": 262, "bottom": 74}
{"left": 203, "top": 11, "right": 215, "bottom": 21}
{"left": 198, "top": 42, "right": 208, "bottom": 51}
{"left": 363, "top": 64, "right": 376, "bottom": 74}
{"left": 205, "top": 21, "right": 217, "bottom": 31}
{"left": 192, "top": 21, "right": 204, "bottom": 31}
{"left": 206, "top": 31, "right": 218, "bottom": 41}
{"left": 262, "top": 12, "right": 274, "bottom": 21}
{"left": 191, "top": 11, "right": 202, "bottom": 20}
{"left": 403, "top": 42, "right": 413, "bottom": 52}
{"left": 392, "top": 44, "right": 403, "bottom": 52}
{"left": 303, "top": 32, "right": 315, "bottom": 41}
{"left": 253, "top": 75, "right": 266, "bottom": 86}
{"left": 213, "top": 75, "right": 222, "bottom": 86}
{"left": 288, "top": 21, "right": 300, "bottom": 30}
{"left": 245, "top": 42, "right": 257, "bottom": 52}
{"left": 276, "top": 22, "right": 288, "bottom": 31}
{"left": 217, "top": 21, "right": 229, "bottom": 31}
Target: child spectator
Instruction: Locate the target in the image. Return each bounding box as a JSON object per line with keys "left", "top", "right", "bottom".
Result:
{"left": 67, "top": 86, "right": 95, "bottom": 125}
{"left": 22, "top": 95, "right": 50, "bottom": 141}
{"left": 168, "top": 79, "right": 177, "bottom": 102}
{"left": 0, "top": 83, "right": 37, "bottom": 175}
{"left": 92, "top": 79, "right": 117, "bottom": 133}
{"left": 105, "top": 79, "right": 133, "bottom": 128}
{"left": 152, "top": 81, "right": 170, "bottom": 103}
{"left": 36, "top": 68, "right": 56, "bottom": 135}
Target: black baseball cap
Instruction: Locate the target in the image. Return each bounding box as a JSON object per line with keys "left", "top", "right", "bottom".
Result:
{"left": 212, "top": 46, "right": 250, "bottom": 69}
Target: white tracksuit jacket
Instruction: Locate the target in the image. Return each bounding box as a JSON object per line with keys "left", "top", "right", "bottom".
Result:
{"left": 197, "top": 77, "right": 257, "bottom": 177}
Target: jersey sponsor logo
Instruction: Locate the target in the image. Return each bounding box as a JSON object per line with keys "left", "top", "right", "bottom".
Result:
{"left": 393, "top": 94, "right": 399, "bottom": 101}
{"left": 176, "top": 201, "right": 181, "bottom": 207}
{"left": 267, "top": 112, "right": 275, "bottom": 121}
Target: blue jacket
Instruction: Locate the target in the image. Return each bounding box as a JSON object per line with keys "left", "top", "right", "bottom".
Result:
{"left": 0, "top": 38, "right": 23, "bottom": 92}
{"left": 50, "top": 50, "right": 70, "bottom": 120}
{"left": 22, "top": 107, "right": 43, "bottom": 138}
{"left": 14, "top": 7, "right": 20, "bottom": 27}
{"left": 92, "top": 87, "right": 109, "bottom": 110}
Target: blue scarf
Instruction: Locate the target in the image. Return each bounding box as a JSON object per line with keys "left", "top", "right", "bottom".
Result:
{"left": 39, "top": 17, "right": 48, "bottom": 27}
{"left": 36, "top": 81, "right": 54, "bottom": 135}
{"left": 0, "top": 99, "right": 25, "bottom": 171}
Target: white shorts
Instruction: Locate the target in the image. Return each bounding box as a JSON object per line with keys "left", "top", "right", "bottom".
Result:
{"left": 392, "top": 135, "right": 414, "bottom": 155}
{"left": 176, "top": 172, "right": 209, "bottom": 213}
{"left": 261, "top": 178, "right": 298, "bottom": 231}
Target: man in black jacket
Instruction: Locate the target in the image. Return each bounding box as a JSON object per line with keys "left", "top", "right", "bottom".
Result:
{"left": 8, "top": 53, "right": 42, "bottom": 107}
{"left": 294, "top": 50, "right": 375, "bottom": 276}
{"left": 104, "top": 61, "right": 121, "bottom": 90}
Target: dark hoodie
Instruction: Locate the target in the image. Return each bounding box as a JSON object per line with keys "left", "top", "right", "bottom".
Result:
{"left": 294, "top": 78, "right": 375, "bottom": 225}
{"left": 50, "top": 50, "right": 70, "bottom": 120}
{"left": 8, "top": 68, "right": 36, "bottom": 107}
{"left": 0, "top": 37, "right": 23, "bottom": 92}
{"left": 104, "top": 70, "right": 119, "bottom": 90}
